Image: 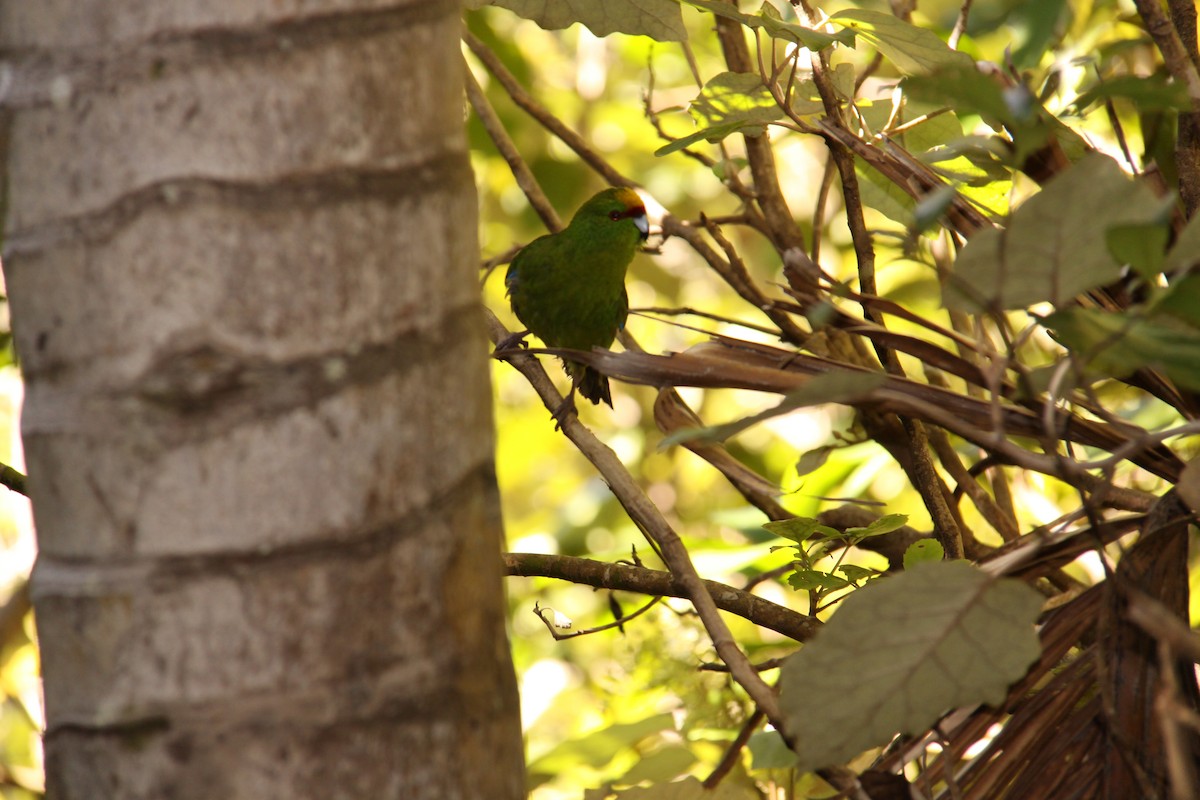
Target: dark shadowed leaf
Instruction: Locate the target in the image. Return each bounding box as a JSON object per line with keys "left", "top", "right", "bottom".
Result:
{"left": 857, "top": 160, "right": 916, "bottom": 227}
{"left": 466, "top": 0, "right": 687, "bottom": 41}
{"left": 779, "top": 561, "right": 1043, "bottom": 770}
{"left": 839, "top": 564, "right": 879, "bottom": 582}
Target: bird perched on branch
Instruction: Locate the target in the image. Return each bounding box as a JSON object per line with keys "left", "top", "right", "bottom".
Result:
{"left": 501, "top": 187, "right": 649, "bottom": 423}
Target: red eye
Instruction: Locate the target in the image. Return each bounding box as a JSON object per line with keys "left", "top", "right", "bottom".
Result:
{"left": 609, "top": 210, "right": 622, "bottom": 221}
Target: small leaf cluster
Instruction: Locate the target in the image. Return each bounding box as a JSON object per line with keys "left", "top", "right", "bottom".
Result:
{"left": 764, "top": 514, "right": 906, "bottom": 607}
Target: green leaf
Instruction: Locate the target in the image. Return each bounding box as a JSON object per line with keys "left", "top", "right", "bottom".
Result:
{"left": 856, "top": 159, "right": 916, "bottom": 227}
{"left": 655, "top": 123, "right": 744, "bottom": 157}
{"left": 763, "top": 517, "right": 839, "bottom": 543}
{"left": 656, "top": 72, "right": 782, "bottom": 157}
{"left": 690, "top": 72, "right": 782, "bottom": 130}
{"left": 838, "top": 564, "right": 879, "bottom": 583}
{"left": 844, "top": 513, "right": 909, "bottom": 540}
{"left": 913, "top": 184, "right": 959, "bottom": 231}
{"left": 829, "top": 9, "right": 974, "bottom": 75}
{"left": 1042, "top": 308, "right": 1200, "bottom": 390}
{"left": 1154, "top": 273, "right": 1200, "bottom": 327}
{"left": 788, "top": 569, "right": 852, "bottom": 591}
{"left": 1072, "top": 73, "right": 1191, "bottom": 115}
{"left": 788, "top": 78, "right": 825, "bottom": 116}
{"left": 795, "top": 445, "right": 834, "bottom": 477}
{"left": 779, "top": 561, "right": 1043, "bottom": 771}
{"left": 618, "top": 745, "right": 698, "bottom": 785}
{"left": 747, "top": 730, "right": 798, "bottom": 771}
{"left": 903, "top": 539, "right": 944, "bottom": 569}
{"left": 1163, "top": 209, "right": 1200, "bottom": 275}
{"left": 945, "top": 153, "right": 1165, "bottom": 311}
{"left": 682, "top": 0, "right": 853, "bottom": 50}
{"left": 901, "top": 109, "right": 965, "bottom": 155}
{"left": 1008, "top": 0, "right": 1068, "bottom": 69}
{"left": 904, "top": 65, "right": 1026, "bottom": 129}
{"left": 465, "top": 0, "right": 687, "bottom": 41}
{"left": 528, "top": 713, "right": 675, "bottom": 774}
{"left": 1106, "top": 222, "right": 1168, "bottom": 280}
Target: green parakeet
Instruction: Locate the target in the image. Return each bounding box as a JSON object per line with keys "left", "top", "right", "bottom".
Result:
{"left": 504, "top": 187, "right": 649, "bottom": 416}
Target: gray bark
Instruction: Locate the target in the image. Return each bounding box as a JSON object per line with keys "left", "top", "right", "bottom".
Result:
{"left": 0, "top": 1, "right": 524, "bottom": 796}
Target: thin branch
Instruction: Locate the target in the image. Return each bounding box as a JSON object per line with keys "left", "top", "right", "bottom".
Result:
{"left": 463, "top": 30, "right": 630, "bottom": 188}
{"left": 660, "top": 216, "right": 810, "bottom": 344}
{"left": 712, "top": 8, "right": 808, "bottom": 255}
{"left": 530, "top": 596, "right": 662, "bottom": 640}
{"left": 463, "top": 64, "right": 561, "bottom": 232}
{"left": 949, "top": 0, "right": 974, "bottom": 50}
{"left": 486, "top": 309, "right": 790, "bottom": 727}
{"left": 504, "top": 551, "right": 819, "bottom": 642}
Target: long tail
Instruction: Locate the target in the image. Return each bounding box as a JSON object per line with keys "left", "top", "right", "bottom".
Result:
{"left": 578, "top": 366, "right": 613, "bottom": 407}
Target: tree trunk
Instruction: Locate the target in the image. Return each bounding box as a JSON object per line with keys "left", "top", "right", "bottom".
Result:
{"left": 0, "top": 1, "right": 524, "bottom": 797}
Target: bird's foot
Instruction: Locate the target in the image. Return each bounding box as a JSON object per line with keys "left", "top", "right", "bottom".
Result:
{"left": 493, "top": 330, "right": 531, "bottom": 358}
{"left": 551, "top": 393, "right": 579, "bottom": 431}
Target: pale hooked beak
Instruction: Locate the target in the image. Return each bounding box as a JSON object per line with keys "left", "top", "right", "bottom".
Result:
{"left": 633, "top": 212, "right": 649, "bottom": 240}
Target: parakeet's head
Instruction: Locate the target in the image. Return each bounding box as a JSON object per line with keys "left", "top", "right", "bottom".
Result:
{"left": 570, "top": 187, "right": 650, "bottom": 241}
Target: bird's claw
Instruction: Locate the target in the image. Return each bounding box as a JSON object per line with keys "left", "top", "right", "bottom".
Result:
{"left": 493, "top": 330, "right": 532, "bottom": 358}
{"left": 551, "top": 394, "right": 578, "bottom": 431}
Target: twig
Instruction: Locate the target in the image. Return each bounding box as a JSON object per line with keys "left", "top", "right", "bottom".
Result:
{"left": 530, "top": 596, "right": 661, "bottom": 640}
{"left": 504, "top": 551, "right": 819, "bottom": 642}
{"left": 660, "top": 216, "right": 809, "bottom": 344}
{"left": 949, "top": 0, "right": 974, "bottom": 50}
